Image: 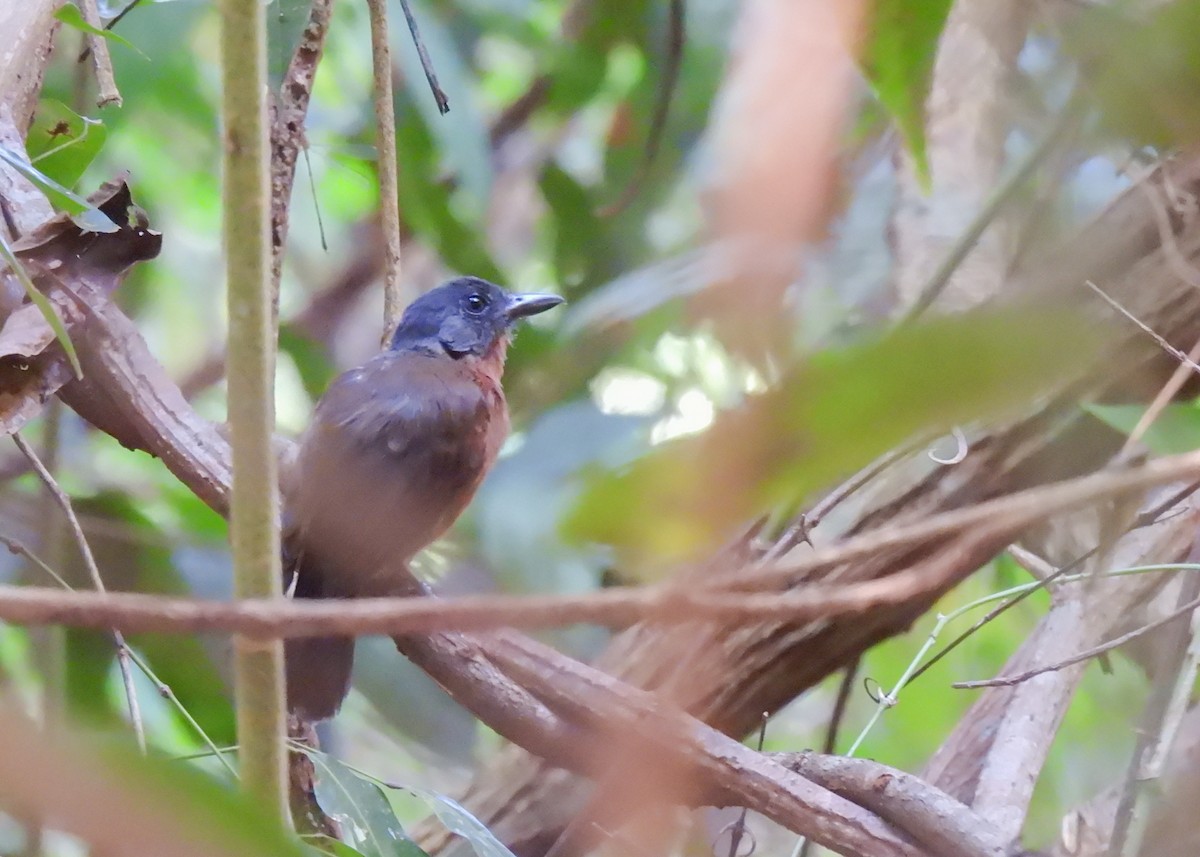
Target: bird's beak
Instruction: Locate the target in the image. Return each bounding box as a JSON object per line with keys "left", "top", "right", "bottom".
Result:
{"left": 504, "top": 293, "right": 565, "bottom": 321}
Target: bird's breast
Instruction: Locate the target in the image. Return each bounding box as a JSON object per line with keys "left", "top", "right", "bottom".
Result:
{"left": 288, "top": 352, "right": 509, "bottom": 597}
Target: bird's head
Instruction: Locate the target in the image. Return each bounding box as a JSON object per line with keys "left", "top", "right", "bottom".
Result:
{"left": 389, "top": 277, "right": 563, "bottom": 360}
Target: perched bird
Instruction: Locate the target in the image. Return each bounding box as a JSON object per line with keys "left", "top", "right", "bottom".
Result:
{"left": 283, "top": 277, "right": 563, "bottom": 721}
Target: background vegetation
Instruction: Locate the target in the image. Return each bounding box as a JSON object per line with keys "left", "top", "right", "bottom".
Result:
{"left": 2, "top": 0, "right": 1200, "bottom": 856}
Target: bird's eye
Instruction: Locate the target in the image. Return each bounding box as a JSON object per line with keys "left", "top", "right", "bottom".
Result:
{"left": 464, "top": 293, "right": 489, "bottom": 314}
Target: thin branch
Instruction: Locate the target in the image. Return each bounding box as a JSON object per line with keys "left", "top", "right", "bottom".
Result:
{"left": 269, "top": 0, "right": 333, "bottom": 295}
{"left": 76, "top": 0, "right": 121, "bottom": 107}
{"left": 953, "top": 593, "right": 1200, "bottom": 690}
{"left": 1107, "top": 559, "right": 1200, "bottom": 857}
{"left": 220, "top": 0, "right": 287, "bottom": 821}
{"left": 0, "top": 453, "right": 1195, "bottom": 640}
{"left": 735, "top": 449, "right": 1200, "bottom": 592}
{"left": 906, "top": 480, "right": 1200, "bottom": 685}
{"left": 795, "top": 659, "right": 860, "bottom": 857}
{"left": 1086, "top": 280, "right": 1200, "bottom": 376}
{"left": 366, "top": 0, "right": 405, "bottom": 335}
{"left": 11, "top": 433, "right": 145, "bottom": 752}
{"left": 103, "top": 0, "right": 143, "bottom": 32}
{"left": 1124, "top": 334, "right": 1200, "bottom": 455}
{"left": 397, "top": 0, "right": 449, "bottom": 114}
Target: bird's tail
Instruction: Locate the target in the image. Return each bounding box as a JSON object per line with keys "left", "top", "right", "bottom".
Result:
{"left": 285, "top": 635, "right": 355, "bottom": 722}
{"left": 282, "top": 535, "right": 356, "bottom": 722}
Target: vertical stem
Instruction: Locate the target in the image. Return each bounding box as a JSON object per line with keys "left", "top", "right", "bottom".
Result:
{"left": 366, "top": 0, "right": 405, "bottom": 337}
{"left": 220, "top": 0, "right": 287, "bottom": 824}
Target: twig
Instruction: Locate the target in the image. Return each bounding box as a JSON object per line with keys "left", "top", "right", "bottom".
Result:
{"left": 76, "top": 0, "right": 122, "bottom": 108}
{"left": 4, "top": 538, "right": 237, "bottom": 776}
{"left": 905, "top": 480, "right": 1200, "bottom": 685}
{"left": 724, "top": 714, "right": 766, "bottom": 857}
{"left": 11, "top": 434, "right": 145, "bottom": 752}
{"left": 1106, "top": 547, "right": 1200, "bottom": 857}
{"left": 0, "top": 455, "right": 1197, "bottom": 639}
{"left": 1123, "top": 334, "right": 1200, "bottom": 455}
{"left": 0, "top": 536, "right": 71, "bottom": 591}
{"left": 220, "top": 0, "right": 287, "bottom": 820}
{"left": 953, "top": 593, "right": 1200, "bottom": 689}
{"left": 397, "top": 0, "right": 449, "bottom": 114}
{"left": 760, "top": 444, "right": 916, "bottom": 563}
{"left": 269, "top": 0, "right": 333, "bottom": 295}
{"left": 597, "top": 0, "right": 685, "bottom": 217}
{"left": 103, "top": 0, "right": 143, "bottom": 32}
{"left": 365, "top": 0, "right": 405, "bottom": 335}
{"left": 794, "top": 658, "right": 860, "bottom": 857}
{"left": 735, "top": 449, "right": 1200, "bottom": 593}
{"left": 1085, "top": 280, "right": 1200, "bottom": 377}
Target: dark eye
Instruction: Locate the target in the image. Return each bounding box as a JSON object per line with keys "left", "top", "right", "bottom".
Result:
{"left": 464, "top": 293, "right": 489, "bottom": 314}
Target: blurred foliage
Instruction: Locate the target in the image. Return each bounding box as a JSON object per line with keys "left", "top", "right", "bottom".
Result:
{"left": 567, "top": 309, "right": 1099, "bottom": 569}
{"left": 1065, "top": 0, "right": 1200, "bottom": 149}
{"left": 2, "top": 0, "right": 1200, "bottom": 853}
{"left": 863, "top": 0, "right": 954, "bottom": 184}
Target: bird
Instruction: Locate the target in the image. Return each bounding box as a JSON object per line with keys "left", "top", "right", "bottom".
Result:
{"left": 282, "top": 276, "right": 564, "bottom": 721}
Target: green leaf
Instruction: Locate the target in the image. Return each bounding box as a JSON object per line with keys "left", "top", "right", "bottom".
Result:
{"left": 306, "top": 750, "right": 515, "bottom": 857}
{"left": 402, "top": 787, "right": 517, "bottom": 857}
{"left": 268, "top": 0, "right": 317, "bottom": 87}
{"left": 93, "top": 739, "right": 309, "bottom": 857}
{"left": 280, "top": 324, "right": 336, "bottom": 401}
{"left": 55, "top": 3, "right": 140, "bottom": 53}
{"left": 0, "top": 146, "right": 118, "bottom": 233}
{"left": 307, "top": 838, "right": 373, "bottom": 857}
{"left": 539, "top": 164, "right": 609, "bottom": 290}
{"left": 565, "top": 308, "right": 1099, "bottom": 568}
{"left": 1087, "top": 402, "right": 1200, "bottom": 457}
{"left": 309, "top": 750, "right": 428, "bottom": 857}
{"left": 0, "top": 230, "right": 83, "bottom": 378}
{"left": 26, "top": 100, "right": 107, "bottom": 188}
{"left": 862, "top": 0, "right": 953, "bottom": 186}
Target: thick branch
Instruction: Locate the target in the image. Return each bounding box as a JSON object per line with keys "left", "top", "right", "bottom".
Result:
{"left": 772, "top": 752, "right": 1007, "bottom": 857}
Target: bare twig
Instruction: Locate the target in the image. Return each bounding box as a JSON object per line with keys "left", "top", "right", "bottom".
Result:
{"left": 1124, "top": 334, "right": 1200, "bottom": 455}
{"left": 76, "top": 0, "right": 122, "bottom": 107}
{"left": 269, "top": 0, "right": 333, "bottom": 294}
{"left": 795, "top": 658, "right": 860, "bottom": 857}
{"left": 1106, "top": 555, "right": 1200, "bottom": 857}
{"left": 365, "top": 0, "right": 405, "bottom": 335}
{"left": 1130, "top": 162, "right": 1200, "bottom": 290}
{"left": 103, "top": 0, "right": 143, "bottom": 32}
{"left": 907, "top": 480, "right": 1200, "bottom": 685}
{"left": 760, "top": 444, "right": 917, "bottom": 563}
{"left": 11, "top": 433, "right": 145, "bottom": 752}
{"left": 736, "top": 451, "right": 1200, "bottom": 592}
{"left": 953, "top": 593, "right": 1200, "bottom": 690}
{"left": 397, "top": 0, "right": 449, "bottom": 114}
{"left": 1086, "top": 280, "right": 1200, "bottom": 377}
{"left": 0, "top": 449, "right": 1191, "bottom": 638}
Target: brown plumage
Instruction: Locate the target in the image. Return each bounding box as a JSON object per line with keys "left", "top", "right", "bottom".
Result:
{"left": 283, "top": 278, "right": 562, "bottom": 721}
